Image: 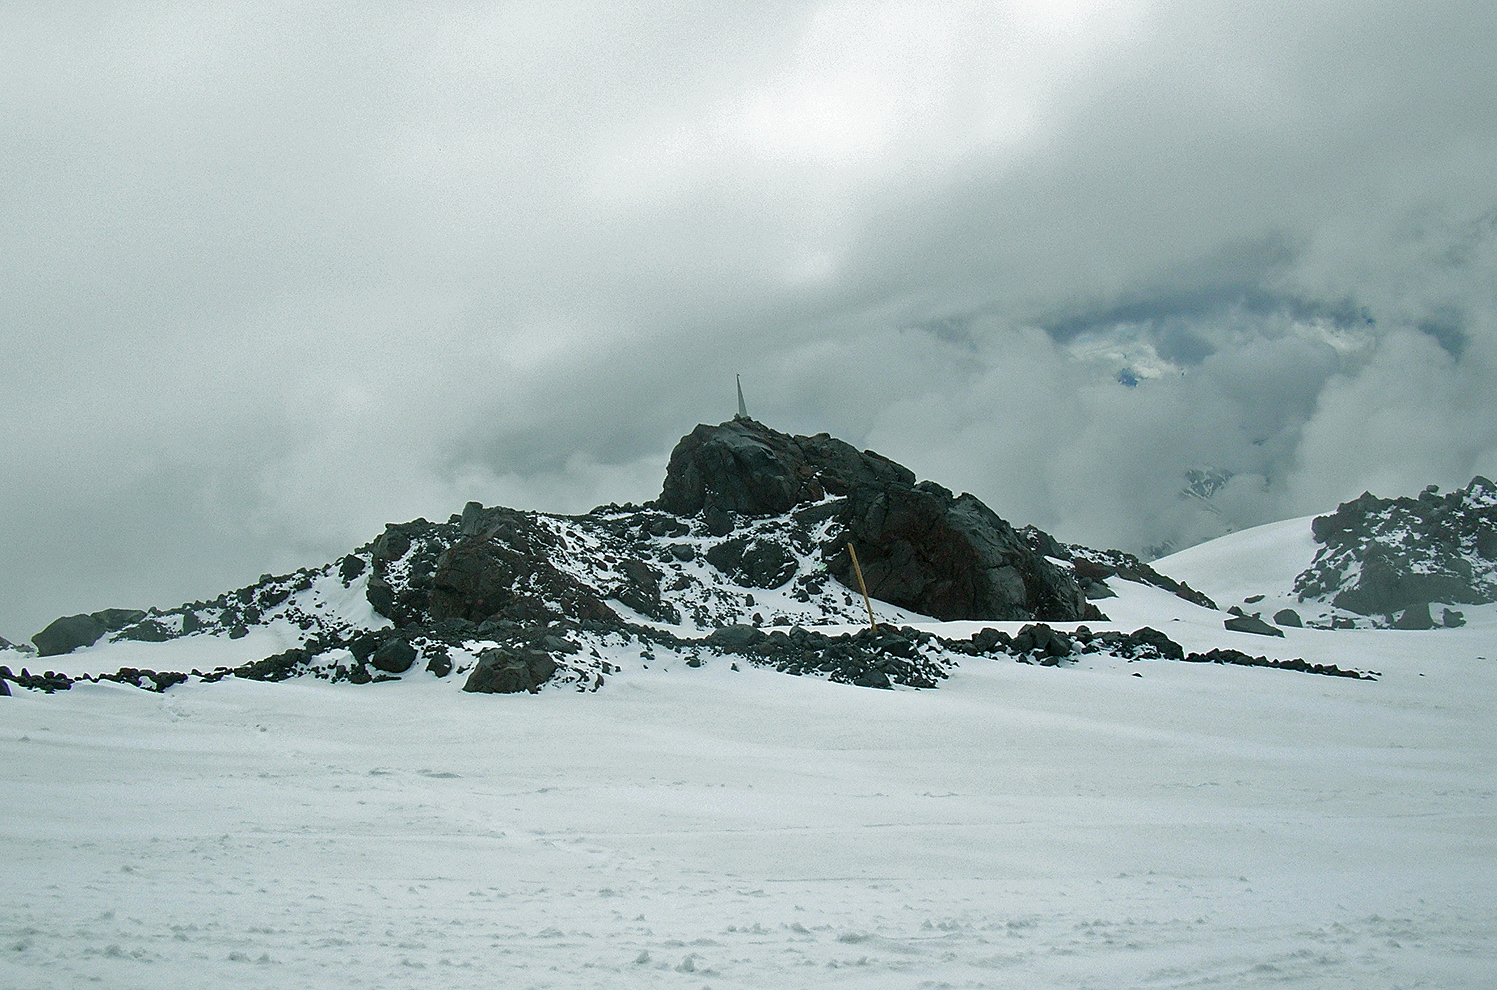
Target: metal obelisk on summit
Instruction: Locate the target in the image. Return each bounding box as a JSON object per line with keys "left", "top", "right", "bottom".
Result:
{"left": 736, "top": 375, "right": 749, "bottom": 420}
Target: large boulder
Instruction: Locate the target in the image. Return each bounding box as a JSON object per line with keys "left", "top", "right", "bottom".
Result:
{"left": 33, "top": 614, "right": 108, "bottom": 657}
{"left": 463, "top": 645, "right": 558, "bottom": 694}
{"left": 657, "top": 417, "right": 914, "bottom": 517}
{"left": 1392, "top": 602, "right": 1435, "bottom": 630}
{"left": 370, "top": 637, "right": 417, "bottom": 674}
{"left": 428, "top": 507, "right": 621, "bottom": 626}
{"left": 830, "top": 480, "right": 1091, "bottom": 622}
{"left": 34, "top": 606, "right": 152, "bottom": 655}
{"left": 1224, "top": 614, "right": 1285, "bottom": 637}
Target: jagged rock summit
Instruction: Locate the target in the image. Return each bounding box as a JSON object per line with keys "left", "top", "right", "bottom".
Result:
{"left": 659, "top": 417, "right": 916, "bottom": 518}
{"left": 656, "top": 418, "right": 1095, "bottom": 622}
{"left": 1293, "top": 476, "right": 1497, "bottom": 617}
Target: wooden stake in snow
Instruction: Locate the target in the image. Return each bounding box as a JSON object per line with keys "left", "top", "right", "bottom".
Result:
{"left": 847, "top": 542, "right": 877, "bottom": 630}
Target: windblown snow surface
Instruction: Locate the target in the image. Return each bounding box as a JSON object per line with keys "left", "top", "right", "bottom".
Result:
{"left": 4, "top": 519, "right": 1496, "bottom": 989}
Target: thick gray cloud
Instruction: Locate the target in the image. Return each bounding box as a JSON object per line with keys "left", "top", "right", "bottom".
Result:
{"left": 3, "top": 0, "right": 1496, "bottom": 639}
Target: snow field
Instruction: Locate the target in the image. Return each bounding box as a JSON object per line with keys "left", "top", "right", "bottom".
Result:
{"left": 5, "top": 613, "right": 1495, "bottom": 989}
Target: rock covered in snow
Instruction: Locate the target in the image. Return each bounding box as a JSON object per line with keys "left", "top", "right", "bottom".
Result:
{"left": 1028, "top": 531, "right": 1218, "bottom": 611}
{"left": 1293, "top": 477, "right": 1497, "bottom": 615}
{"left": 657, "top": 419, "right": 1099, "bottom": 623}
{"left": 1224, "top": 614, "right": 1285, "bottom": 637}
{"left": 15, "top": 417, "right": 1394, "bottom": 694}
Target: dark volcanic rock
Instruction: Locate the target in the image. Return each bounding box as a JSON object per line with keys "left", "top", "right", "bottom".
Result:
{"left": 31, "top": 607, "right": 149, "bottom": 655}
{"left": 706, "top": 624, "right": 765, "bottom": 650}
{"left": 1333, "top": 550, "right": 1473, "bottom": 616}
{"left": 371, "top": 525, "right": 412, "bottom": 565}
{"left": 658, "top": 417, "right": 915, "bottom": 517}
{"left": 114, "top": 618, "right": 174, "bottom": 642}
{"left": 33, "top": 614, "right": 107, "bottom": 656}
{"left": 1118, "top": 626, "right": 1186, "bottom": 660}
{"left": 339, "top": 554, "right": 367, "bottom": 583}
{"left": 463, "top": 645, "right": 559, "bottom": 694}
{"left": 365, "top": 575, "right": 397, "bottom": 619}
{"left": 653, "top": 420, "right": 1094, "bottom": 622}
{"left": 1224, "top": 614, "right": 1285, "bottom": 637}
{"left": 1294, "top": 477, "right": 1497, "bottom": 615}
{"left": 705, "top": 538, "right": 797, "bottom": 589}
{"left": 370, "top": 637, "right": 417, "bottom": 673}
{"left": 614, "top": 558, "right": 672, "bottom": 620}
{"left": 1392, "top": 602, "right": 1435, "bottom": 630}
{"left": 1273, "top": 608, "right": 1303, "bottom": 627}
{"left": 2, "top": 666, "right": 74, "bottom": 692}
{"left": 831, "top": 481, "right": 1091, "bottom": 622}
{"left": 1183, "top": 648, "right": 1375, "bottom": 679}
{"left": 1010, "top": 623, "right": 1074, "bottom": 663}
{"left": 235, "top": 649, "right": 309, "bottom": 682}
{"left": 93, "top": 608, "right": 149, "bottom": 631}
{"left": 428, "top": 507, "right": 622, "bottom": 626}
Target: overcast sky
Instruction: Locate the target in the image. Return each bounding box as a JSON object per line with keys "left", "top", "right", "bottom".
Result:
{"left": 4, "top": 0, "right": 1495, "bottom": 641}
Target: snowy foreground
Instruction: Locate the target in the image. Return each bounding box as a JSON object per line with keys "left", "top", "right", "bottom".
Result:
{"left": 5, "top": 522, "right": 1497, "bottom": 989}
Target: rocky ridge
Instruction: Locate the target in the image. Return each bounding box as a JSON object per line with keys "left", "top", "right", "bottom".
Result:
{"left": 1019, "top": 527, "right": 1219, "bottom": 610}
{"left": 1292, "top": 477, "right": 1497, "bottom": 625}
{"left": 6, "top": 419, "right": 1380, "bottom": 695}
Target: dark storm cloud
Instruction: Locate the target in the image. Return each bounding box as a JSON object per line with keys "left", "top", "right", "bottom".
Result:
{"left": 3, "top": 0, "right": 1497, "bottom": 639}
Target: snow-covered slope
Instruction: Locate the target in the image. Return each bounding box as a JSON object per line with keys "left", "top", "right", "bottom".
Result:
{"left": 5, "top": 603, "right": 1494, "bottom": 989}
{"left": 1153, "top": 515, "right": 1321, "bottom": 604}
{"left": 1157, "top": 499, "right": 1497, "bottom": 631}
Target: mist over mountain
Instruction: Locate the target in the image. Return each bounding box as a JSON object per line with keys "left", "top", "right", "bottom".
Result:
{"left": 3, "top": 2, "right": 1495, "bottom": 640}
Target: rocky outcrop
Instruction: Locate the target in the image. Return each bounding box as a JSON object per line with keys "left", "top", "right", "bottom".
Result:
{"left": 1224, "top": 614, "right": 1285, "bottom": 637}
{"left": 657, "top": 417, "right": 914, "bottom": 518}
{"left": 426, "top": 504, "right": 687, "bottom": 628}
{"left": 1029, "top": 532, "right": 1218, "bottom": 610}
{"left": 828, "top": 480, "right": 1093, "bottom": 622}
{"left": 659, "top": 419, "right": 1097, "bottom": 622}
{"left": 32, "top": 614, "right": 106, "bottom": 656}
{"left": 1293, "top": 477, "right": 1497, "bottom": 615}
{"left": 427, "top": 507, "right": 623, "bottom": 627}
{"left": 33, "top": 609, "right": 147, "bottom": 657}
{"left": 463, "top": 644, "right": 560, "bottom": 693}
{"left": 32, "top": 416, "right": 1388, "bottom": 694}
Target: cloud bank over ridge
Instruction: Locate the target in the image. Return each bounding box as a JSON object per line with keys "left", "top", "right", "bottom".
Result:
{"left": 3, "top": 0, "right": 1495, "bottom": 637}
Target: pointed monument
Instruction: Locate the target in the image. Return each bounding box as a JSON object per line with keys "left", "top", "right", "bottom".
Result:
{"left": 735, "top": 374, "right": 749, "bottom": 420}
